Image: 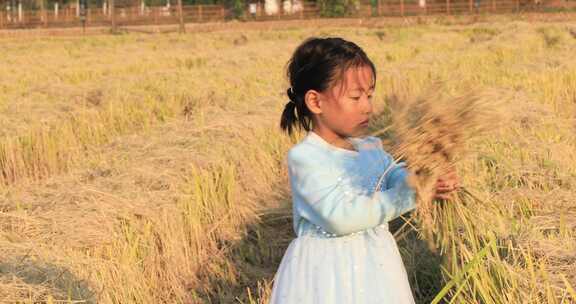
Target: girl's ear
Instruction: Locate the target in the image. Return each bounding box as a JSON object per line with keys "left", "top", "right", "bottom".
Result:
{"left": 304, "top": 90, "right": 323, "bottom": 114}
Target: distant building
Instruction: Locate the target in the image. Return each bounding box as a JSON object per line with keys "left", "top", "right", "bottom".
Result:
{"left": 263, "top": 0, "right": 303, "bottom": 15}
{"left": 265, "top": 0, "right": 279, "bottom": 15}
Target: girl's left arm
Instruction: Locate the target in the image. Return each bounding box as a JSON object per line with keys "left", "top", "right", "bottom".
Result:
{"left": 382, "top": 158, "right": 417, "bottom": 218}
{"left": 371, "top": 137, "right": 416, "bottom": 216}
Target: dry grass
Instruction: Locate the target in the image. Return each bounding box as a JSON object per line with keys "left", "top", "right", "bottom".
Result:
{"left": 0, "top": 18, "right": 575, "bottom": 304}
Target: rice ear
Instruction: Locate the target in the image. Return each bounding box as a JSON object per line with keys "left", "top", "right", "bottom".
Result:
{"left": 374, "top": 83, "right": 505, "bottom": 252}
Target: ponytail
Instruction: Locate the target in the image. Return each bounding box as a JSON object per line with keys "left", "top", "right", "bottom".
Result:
{"left": 280, "top": 88, "right": 312, "bottom": 135}
{"left": 280, "top": 97, "right": 298, "bottom": 135}
{"left": 280, "top": 88, "right": 310, "bottom": 135}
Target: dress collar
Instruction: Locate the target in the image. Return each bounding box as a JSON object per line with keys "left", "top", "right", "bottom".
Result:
{"left": 305, "top": 131, "right": 361, "bottom": 157}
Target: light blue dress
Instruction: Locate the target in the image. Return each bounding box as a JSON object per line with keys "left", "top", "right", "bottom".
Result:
{"left": 270, "top": 131, "right": 417, "bottom": 304}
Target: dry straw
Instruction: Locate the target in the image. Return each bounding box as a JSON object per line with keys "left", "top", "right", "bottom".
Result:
{"left": 374, "top": 82, "right": 505, "bottom": 250}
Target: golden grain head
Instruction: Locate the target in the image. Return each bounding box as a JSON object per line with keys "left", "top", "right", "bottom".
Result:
{"left": 376, "top": 83, "right": 508, "bottom": 239}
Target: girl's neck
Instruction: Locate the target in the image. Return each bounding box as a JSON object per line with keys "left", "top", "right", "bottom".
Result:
{"left": 312, "top": 125, "right": 357, "bottom": 152}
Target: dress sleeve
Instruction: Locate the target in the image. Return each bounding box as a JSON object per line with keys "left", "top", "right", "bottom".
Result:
{"left": 366, "top": 136, "right": 413, "bottom": 190}
{"left": 374, "top": 138, "right": 417, "bottom": 216}
{"left": 288, "top": 148, "right": 416, "bottom": 236}
{"left": 383, "top": 153, "right": 411, "bottom": 190}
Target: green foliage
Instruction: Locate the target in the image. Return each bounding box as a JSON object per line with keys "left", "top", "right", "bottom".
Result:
{"left": 318, "top": 0, "right": 360, "bottom": 17}
{"left": 224, "top": 0, "right": 245, "bottom": 18}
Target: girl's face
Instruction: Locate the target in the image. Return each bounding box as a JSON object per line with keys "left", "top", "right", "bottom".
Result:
{"left": 312, "top": 65, "right": 375, "bottom": 139}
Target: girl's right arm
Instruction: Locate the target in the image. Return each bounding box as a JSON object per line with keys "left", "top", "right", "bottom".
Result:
{"left": 289, "top": 148, "right": 416, "bottom": 236}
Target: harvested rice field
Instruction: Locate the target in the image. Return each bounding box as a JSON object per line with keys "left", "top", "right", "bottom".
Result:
{"left": 1, "top": 17, "right": 575, "bottom": 303}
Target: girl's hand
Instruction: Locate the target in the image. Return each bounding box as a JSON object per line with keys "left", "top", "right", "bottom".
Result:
{"left": 434, "top": 167, "right": 459, "bottom": 200}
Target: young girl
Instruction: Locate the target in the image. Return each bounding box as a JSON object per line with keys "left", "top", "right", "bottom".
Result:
{"left": 270, "top": 37, "right": 458, "bottom": 303}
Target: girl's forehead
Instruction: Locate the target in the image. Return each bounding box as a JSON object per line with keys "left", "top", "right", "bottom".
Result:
{"left": 337, "top": 66, "right": 375, "bottom": 92}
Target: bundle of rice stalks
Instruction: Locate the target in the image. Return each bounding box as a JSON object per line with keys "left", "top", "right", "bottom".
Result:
{"left": 374, "top": 83, "right": 504, "bottom": 250}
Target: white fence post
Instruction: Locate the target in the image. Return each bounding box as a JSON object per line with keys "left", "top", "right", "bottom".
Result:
{"left": 18, "top": 1, "right": 22, "bottom": 22}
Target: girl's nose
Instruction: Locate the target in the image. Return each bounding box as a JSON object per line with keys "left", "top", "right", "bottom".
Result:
{"left": 363, "top": 96, "right": 373, "bottom": 114}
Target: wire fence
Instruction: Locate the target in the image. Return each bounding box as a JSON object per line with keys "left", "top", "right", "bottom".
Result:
{"left": 0, "top": 4, "right": 226, "bottom": 28}
{"left": 0, "top": 0, "right": 574, "bottom": 30}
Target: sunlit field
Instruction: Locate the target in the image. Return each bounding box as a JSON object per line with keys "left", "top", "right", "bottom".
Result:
{"left": 1, "top": 17, "right": 575, "bottom": 303}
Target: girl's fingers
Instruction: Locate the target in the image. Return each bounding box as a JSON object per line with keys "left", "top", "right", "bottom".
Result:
{"left": 434, "top": 193, "right": 453, "bottom": 200}
{"left": 437, "top": 175, "right": 460, "bottom": 187}
{"left": 436, "top": 183, "right": 460, "bottom": 193}
{"left": 435, "top": 187, "right": 457, "bottom": 199}
{"left": 436, "top": 187, "right": 453, "bottom": 194}
{"left": 436, "top": 185, "right": 452, "bottom": 190}
{"left": 436, "top": 181, "right": 456, "bottom": 189}
{"left": 435, "top": 169, "right": 459, "bottom": 200}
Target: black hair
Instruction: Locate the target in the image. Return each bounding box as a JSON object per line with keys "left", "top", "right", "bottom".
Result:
{"left": 280, "top": 37, "right": 377, "bottom": 135}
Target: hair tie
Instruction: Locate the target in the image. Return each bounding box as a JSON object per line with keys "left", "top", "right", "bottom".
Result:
{"left": 287, "top": 88, "right": 297, "bottom": 104}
